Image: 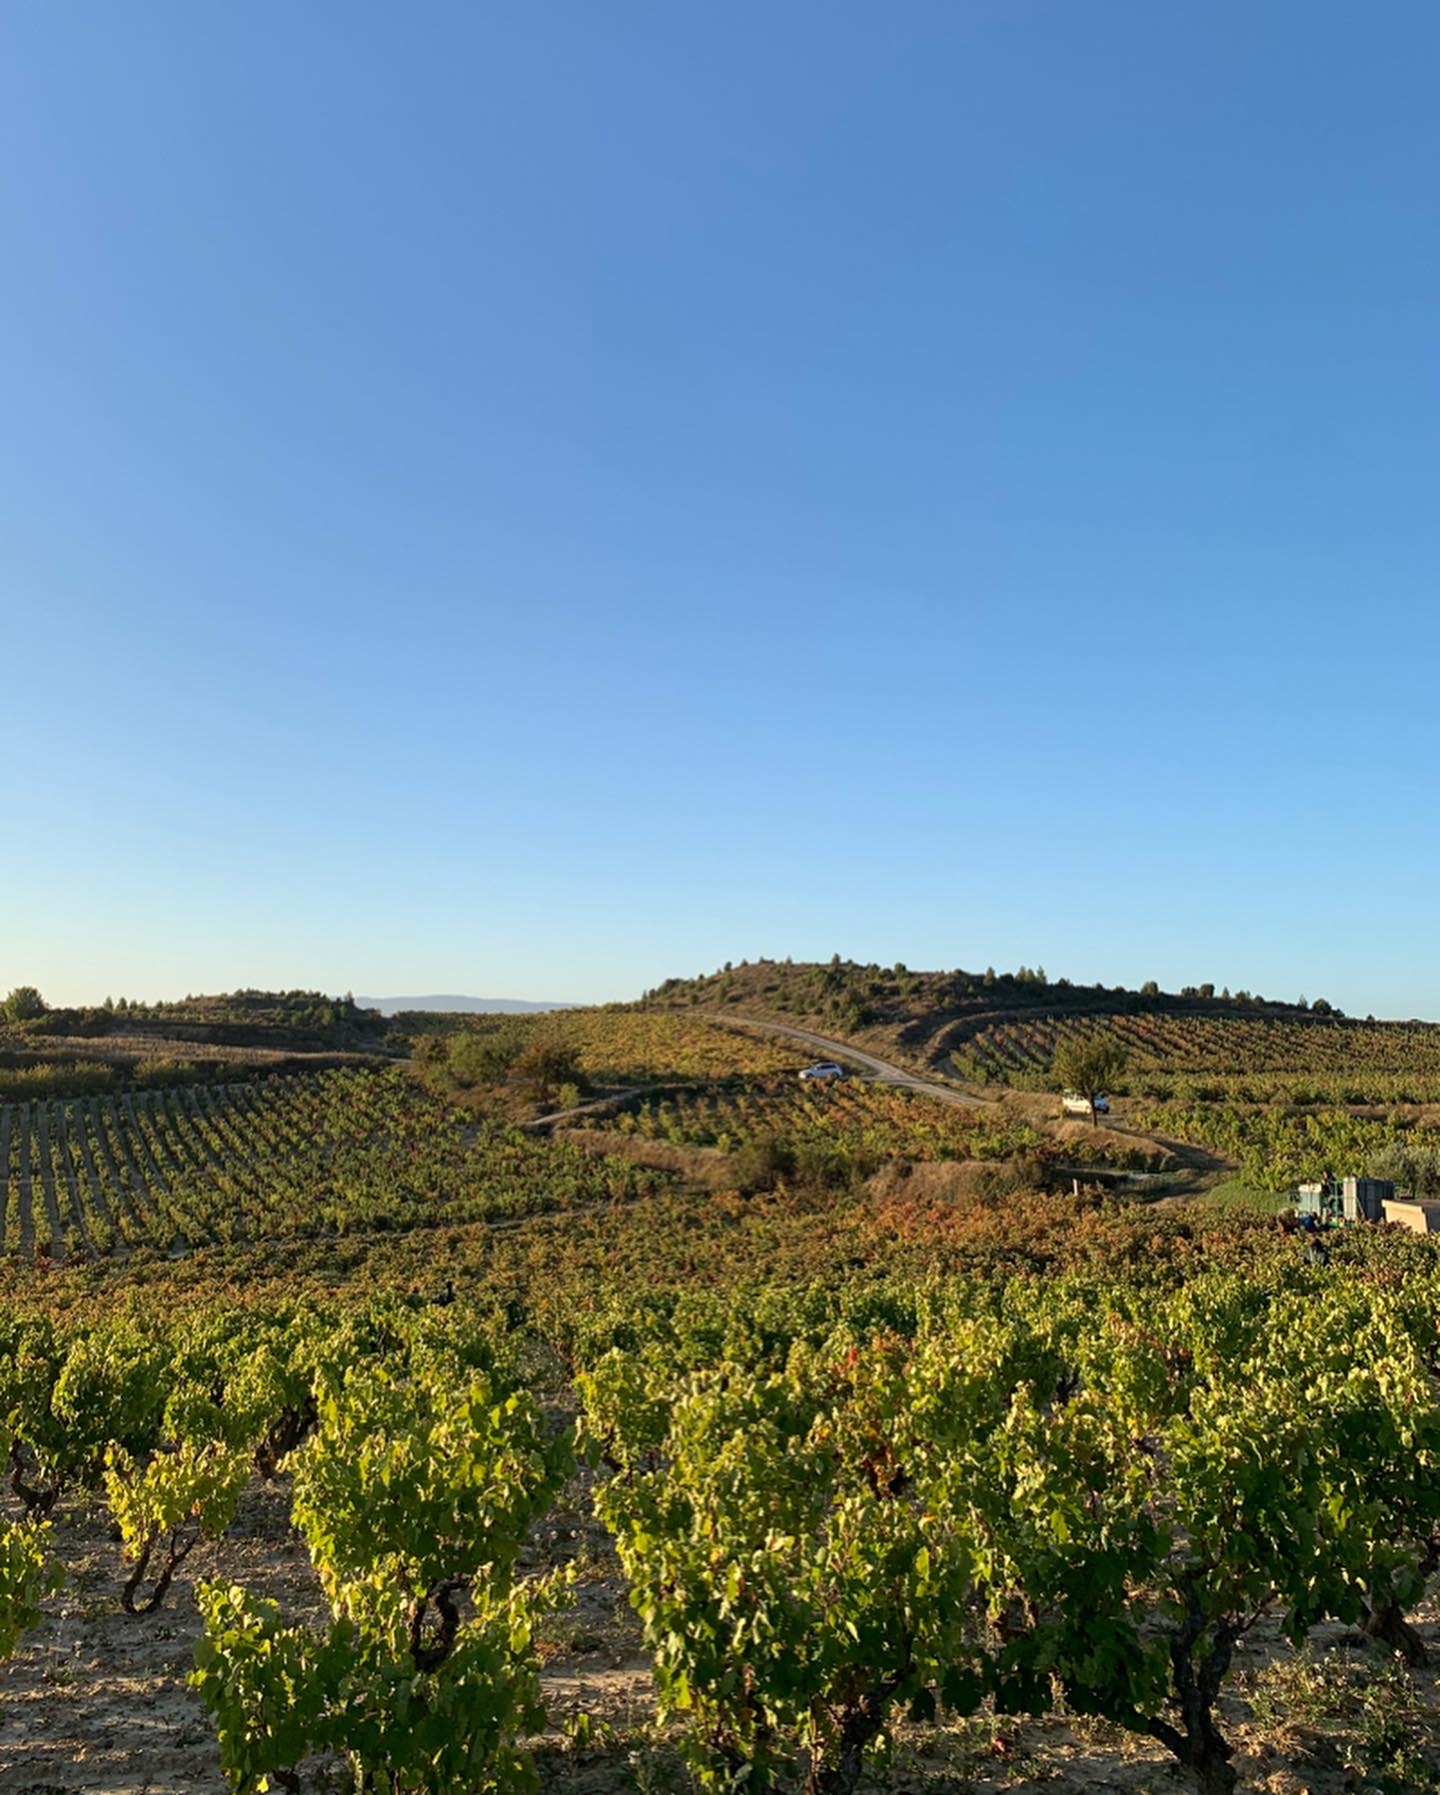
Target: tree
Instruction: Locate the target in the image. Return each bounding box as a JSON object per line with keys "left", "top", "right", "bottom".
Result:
{"left": 446, "top": 1028, "right": 524, "bottom": 1090}
{"left": 514, "top": 1041, "right": 585, "bottom": 1107}
{"left": 1, "top": 987, "right": 46, "bottom": 1024}
{"left": 1052, "top": 1038, "right": 1127, "bottom": 1125}
{"left": 1140, "top": 980, "right": 1160, "bottom": 997}
{"left": 1369, "top": 1140, "right": 1440, "bottom": 1200}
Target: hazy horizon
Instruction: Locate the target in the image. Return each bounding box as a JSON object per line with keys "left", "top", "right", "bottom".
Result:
{"left": 13, "top": 957, "right": 1434, "bottom": 1027}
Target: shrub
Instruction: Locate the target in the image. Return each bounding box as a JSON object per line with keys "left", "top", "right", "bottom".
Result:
{"left": 2, "top": 987, "right": 47, "bottom": 1024}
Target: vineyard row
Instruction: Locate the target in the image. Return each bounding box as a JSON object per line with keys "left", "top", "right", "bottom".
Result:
{"left": 0, "top": 1069, "right": 670, "bottom": 1262}
{"left": 950, "top": 1010, "right": 1440, "bottom": 1101}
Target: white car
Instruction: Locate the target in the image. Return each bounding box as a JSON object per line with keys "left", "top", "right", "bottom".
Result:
{"left": 1062, "top": 1091, "right": 1109, "bottom": 1117}
{"left": 798, "top": 1062, "right": 847, "bottom": 1082}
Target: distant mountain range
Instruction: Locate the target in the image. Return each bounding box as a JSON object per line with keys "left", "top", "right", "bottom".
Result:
{"left": 356, "top": 995, "right": 577, "bottom": 1017}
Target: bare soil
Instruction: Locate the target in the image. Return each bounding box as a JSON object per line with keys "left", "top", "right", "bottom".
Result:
{"left": 550, "top": 1126, "right": 738, "bottom": 1189}
{"left": 0, "top": 1483, "right": 320, "bottom": 1794}
{"left": 5, "top": 1478, "right": 1440, "bottom": 1795}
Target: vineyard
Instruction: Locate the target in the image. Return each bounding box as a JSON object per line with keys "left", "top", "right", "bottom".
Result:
{"left": 0, "top": 1068, "right": 671, "bottom": 1262}
{"left": 575, "top": 1073, "right": 1159, "bottom": 1172}
{"left": 417, "top": 1007, "right": 803, "bottom": 1084}
{"left": 949, "top": 1010, "right": 1440, "bottom": 1102}
{"left": 1130, "top": 1099, "right": 1440, "bottom": 1195}
{"left": 6, "top": 1237, "right": 1440, "bottom": 1794}
{"left": 586, "top": 1075, "right": 1010, "bottom": 1151}
{"left": 8, "top": 993, "right": 1440, "bottom": 1792}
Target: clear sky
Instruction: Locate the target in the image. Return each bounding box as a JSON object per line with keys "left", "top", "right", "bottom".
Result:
{"left": 5, "top": 4, "right": 1440, "bottom": 1017}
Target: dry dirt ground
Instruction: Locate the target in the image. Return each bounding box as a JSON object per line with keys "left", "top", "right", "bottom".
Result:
{"left": 3, "top": 1479, "right": 1439, "bottom": 1795}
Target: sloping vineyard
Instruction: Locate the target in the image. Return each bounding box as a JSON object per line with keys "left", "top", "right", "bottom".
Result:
{"left": 534, "top": 1008, "right": 800, "bottom": 1081}
{"left": 0, "top": 1069, "right": 670, "bottom": 1262}
{"left": 950, "top": 1011, "right": 1440, "bottom": 1102}
{"left": 421, "top": 1007, "right": 802, "bottom": 1083}
{"left": 575, "top": 1075, "right": 1155, "bottom": 1170}
{"left": 585, "top": 1076, "right": 1032, "bottom": 1158}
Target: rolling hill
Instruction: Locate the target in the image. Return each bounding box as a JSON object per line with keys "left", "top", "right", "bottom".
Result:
{"left": 645, "top": 958, "right": 1440, "bottom": 1103}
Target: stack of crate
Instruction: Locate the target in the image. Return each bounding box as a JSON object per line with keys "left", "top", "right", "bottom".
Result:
{"left": 1343, "top": 1177, "right": 1391, "bottom": 1223}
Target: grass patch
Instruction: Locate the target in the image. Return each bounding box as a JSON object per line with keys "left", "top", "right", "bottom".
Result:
{"left": 1198, "top": 1177, "right": 1290, "bottom": 1214}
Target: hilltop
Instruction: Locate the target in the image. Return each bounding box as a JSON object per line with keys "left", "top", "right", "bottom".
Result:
{"left": 643, "top": 958, "right": 1440, "bottom": 1104}
{"left": 0, "top": 987, "right": 395, "bottom": 1103}
{"left": 12, "top": 988, "right": 388, "bottom": 1047}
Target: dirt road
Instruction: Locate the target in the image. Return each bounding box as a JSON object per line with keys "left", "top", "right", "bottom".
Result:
{"left": 706, "top": 1014, "right": 998, "bottom": 1106}
{"left": 706, "top": 1014, "right": 1236, "bottom": 1196}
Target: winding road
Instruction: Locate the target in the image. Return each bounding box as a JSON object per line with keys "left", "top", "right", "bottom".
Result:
{"left": 706, "top": 1015, "right": 1228, "bottom": 1193}
{"left": 526, "top": 1012, "right": 1226, "bottom": 1198}
{"left": 705, "top": 1014, "right": 999, "bottom": 1107}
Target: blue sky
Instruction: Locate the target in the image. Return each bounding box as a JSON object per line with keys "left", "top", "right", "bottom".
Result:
{"left": 5, "top": 5, "right": 1440, "bottom": 1016}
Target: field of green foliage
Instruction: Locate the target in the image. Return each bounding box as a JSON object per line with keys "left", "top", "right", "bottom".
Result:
{"left": 5, "top": 994, "right": 1440, "bottom": 1795}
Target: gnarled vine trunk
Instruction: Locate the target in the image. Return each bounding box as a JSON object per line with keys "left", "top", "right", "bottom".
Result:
{"left": 8, "top": 1444, "right": 59, "bottom": 1517}
{"left": 1146, "top": 1589, "right": 1241, "bottom": 1795}
{"left": 406, "top": 1575, "right": 470, "bottom": 1672}
{"left": 121, "top": 1526, "right": 197, "bottom": 1615}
